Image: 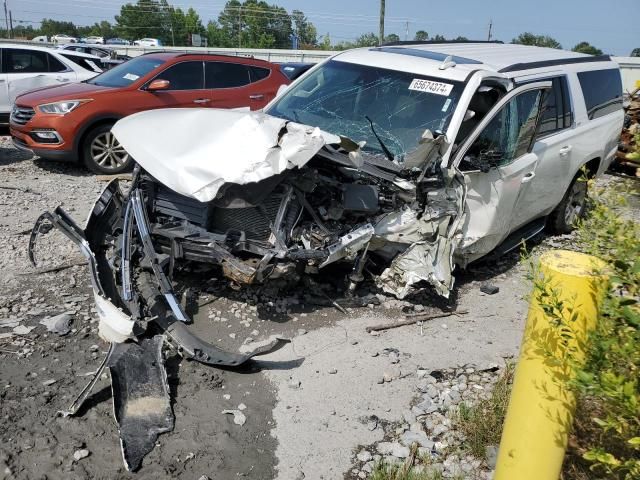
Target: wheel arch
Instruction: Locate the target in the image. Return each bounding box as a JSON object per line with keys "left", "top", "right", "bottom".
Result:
{"left": 74, "top": 114, "right": 123, "bottom": 162}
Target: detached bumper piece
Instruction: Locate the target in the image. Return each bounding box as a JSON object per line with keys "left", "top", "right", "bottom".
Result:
{"left": 109, "top": 336, "right": 173, "bottom": 472}
{"left": 28, "top": 179, "right": 289, "bottom": 471}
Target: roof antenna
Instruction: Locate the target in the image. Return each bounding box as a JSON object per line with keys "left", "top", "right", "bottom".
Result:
{"left": 439, "top": 55, "right": 456, "bottom": 70}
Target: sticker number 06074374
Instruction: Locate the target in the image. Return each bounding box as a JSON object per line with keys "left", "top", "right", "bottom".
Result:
{"left": 408, "top": 79, "right": 454, "bottom": 96}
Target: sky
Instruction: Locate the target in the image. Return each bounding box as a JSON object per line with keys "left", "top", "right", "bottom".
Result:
{"left": 11, "top": 0, "right": 638, "bottom": 56}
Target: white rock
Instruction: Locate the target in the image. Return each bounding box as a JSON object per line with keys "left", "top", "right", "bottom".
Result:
{"left": 73, "top": 449, "right": 90, "bottom": 461}
{"left": 12, "top": 325, "right": 35, "bottom": 335}
{"left": 356, "top": 450, "right": 372, "bottom": 462}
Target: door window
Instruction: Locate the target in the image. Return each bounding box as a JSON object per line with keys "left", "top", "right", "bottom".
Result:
{"left": 460, "top": 89, "right": 544, "bottom": 171}
{"left": 155, "top": 61, "right": 204, "bottom": 90}
{"left": 3, "top": 49, "right": 48, "bottom": 73}
{"left": 536, "top": 77, "right": 573, "bottom": 137}
{"left": 205, "top": 62, "right": 251, "bottom": 88}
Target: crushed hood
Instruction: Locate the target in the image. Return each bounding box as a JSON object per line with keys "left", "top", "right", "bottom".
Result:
{"left": 112, "top": 109, "right": 340, "bottom": 202}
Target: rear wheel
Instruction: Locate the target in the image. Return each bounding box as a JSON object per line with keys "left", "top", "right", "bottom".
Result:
{"left": 82, "top": 123, "right": 132, "bottom": 174}
{"left": 547, "top": 175, "right": 588, "bottom": 234}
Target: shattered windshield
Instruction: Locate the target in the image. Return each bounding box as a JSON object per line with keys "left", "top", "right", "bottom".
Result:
{"left": 267, "top": 59, "right": 464, "bottom": 158}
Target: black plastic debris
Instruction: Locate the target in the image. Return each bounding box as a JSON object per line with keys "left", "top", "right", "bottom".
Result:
{"left": 109, "top": 336, "right": 174, "bottom": 471}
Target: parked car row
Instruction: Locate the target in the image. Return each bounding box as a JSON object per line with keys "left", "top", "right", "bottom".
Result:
{"left": 10, "top": 52, "right": 291, "bottom": 173}
{"left": 33, "top": 35, "right": 162, "bottom": 46}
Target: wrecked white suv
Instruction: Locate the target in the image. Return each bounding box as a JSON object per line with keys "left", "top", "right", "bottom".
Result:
{"left": 29, "top": 42, "right": 624, "bottom": 470}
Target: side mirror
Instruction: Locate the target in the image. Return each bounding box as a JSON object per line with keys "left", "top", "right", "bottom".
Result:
{"left": 147, "top": 79, "right": 170, "bottom": 91}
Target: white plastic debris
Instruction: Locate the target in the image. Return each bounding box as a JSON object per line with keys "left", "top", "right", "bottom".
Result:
{"left": 40, "top": 312, "right": 73, "bottom": 336}
{"left": 222, "top": 409, "right": 247, "bottom": 426}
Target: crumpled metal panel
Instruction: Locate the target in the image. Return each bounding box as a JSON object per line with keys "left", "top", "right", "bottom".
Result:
{"left": 112, "top": 108, "right": 341, "bottom": 202}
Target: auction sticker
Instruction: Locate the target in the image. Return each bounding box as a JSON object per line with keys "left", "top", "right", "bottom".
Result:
{"left": 409, "top": 79, "right": 454, "bottom": 96}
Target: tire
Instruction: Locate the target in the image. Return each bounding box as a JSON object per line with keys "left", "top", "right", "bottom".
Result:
{"left": 82, "top": 123, "right": 133, "bottom": 174}
{"left": 547, "top": 175, "right": 588, "bottom": 234}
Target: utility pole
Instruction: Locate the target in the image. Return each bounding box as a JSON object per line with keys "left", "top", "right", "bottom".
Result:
{"left": 487, "top": 18, "right": 493, "bottom": 41}
{"left": 8, "top": 9, "right": 12, "bottom": 38}
{"left": 405, "top": 21, "right": 409, "bottom": 41}
{"left": 3, "top": 1, "right": 8, "bottom": 37}
{"left": 379, "top": 0, "right": 385, "bottom": 46}
{"left": 237, "top": 6, "right": 242, "bottom": 48}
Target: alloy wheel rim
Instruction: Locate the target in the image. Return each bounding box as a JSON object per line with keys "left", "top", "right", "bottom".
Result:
{"left": 564, "top": 181, "right": 587, "bottom": 226}
{"left": 90, "top": 131, "right": 129, "bottom": 170}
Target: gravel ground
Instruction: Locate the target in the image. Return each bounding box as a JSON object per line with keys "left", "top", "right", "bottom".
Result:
{"left": 1, "top": 137, "right": 636, "bottom": 480}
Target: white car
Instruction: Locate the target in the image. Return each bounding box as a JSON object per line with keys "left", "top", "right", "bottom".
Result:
{"left": 31, "top": 35, "right": 48, "bottom": 43}
{"left": 52, "top": 34, "right": 77, "bottom": 44}
{"left": 84, "top": 36, "right": 104, "bottom": 44}
{"left": 1, "top": 44, "right": 102, "bottom": 124}
{"left": 101, "top": 42, "right": 624, "bottom": 298}
{"left": 133, "top": 38, "right": 162, "bottom": 47}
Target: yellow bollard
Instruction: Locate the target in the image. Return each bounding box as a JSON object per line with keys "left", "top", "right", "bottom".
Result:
{"left": 494, "top": 250, "right": 607, "bottom": 480}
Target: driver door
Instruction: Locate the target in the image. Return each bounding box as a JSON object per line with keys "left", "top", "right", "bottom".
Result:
{"left": 452, "top": 82, "right": 551, "bottom": 260}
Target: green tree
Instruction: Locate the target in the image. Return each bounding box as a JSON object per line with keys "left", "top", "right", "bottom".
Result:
{"left": 354, "top": 32, "right": 379, "bottom": 47}
{"left": 39, "top": 19, "right": 78, "bottom": 38}
{"left": 319, "top": 33, "right": 331, "bottom": 50}
{"left": 384, "top": 33, "right": 400, "bottom": 43}
{"left": 431, "top": 34, "right": 446, "bottom": 41}
{"left": 454, "top": 35, "right": 469, "bottom": 41}
{"left": 115, "top": 0, "right": 170, "bottom": 43}
{"left": 414, "top": 30, "right": 428, "bottom": 41}
{"left": 291, "top": 9, "right": 317, "bottom": 47}
{"left": 512, "top": 32, "right": 562, "bottom": 49}
{"left": 572, "top": 41, "right": 603, "bottom": 55}
{"left": 216, "top": 0, "right": 293, "bottom": 49}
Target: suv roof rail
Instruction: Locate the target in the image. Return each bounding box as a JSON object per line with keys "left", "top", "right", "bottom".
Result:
{"left": 382, "top": 40, "right": 504, "bottom": 46}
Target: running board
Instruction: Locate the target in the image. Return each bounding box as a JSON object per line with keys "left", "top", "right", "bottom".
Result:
{"left": 488, "top": 217, "right": 547, "bottom": 260}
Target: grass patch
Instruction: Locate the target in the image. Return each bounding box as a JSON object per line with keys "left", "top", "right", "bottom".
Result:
{"left": 561, "top": 180, "right": 640, "bottom": 479}
{"left": 369, "top": 445, "right": 463, "bottom": 480}
{"left": 454, "top": 363, "right": 515, "bottom": 460}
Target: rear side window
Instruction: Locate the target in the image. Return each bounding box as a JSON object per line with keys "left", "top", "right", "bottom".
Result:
{"left": 249, "top": 66, "right": 270, "bottom": 82}
{"left": 60, "top": 54, "right": 103, "bottom": 73}
{"left": 47, "top": 54, "right": 68, "bottom": 72}
{"left": 205, "top": 62, "right": 251, "bottom": 88}
{"left": 537, "top": 76, "right": 573, "bottom": 137}
{"left": 156, "top": 61, "right": 204, "bottom": 90}
{"left": 577, "top": 69, "right": 623, "bottom": 120}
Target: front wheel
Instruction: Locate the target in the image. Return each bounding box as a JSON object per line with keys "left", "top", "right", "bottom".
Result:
{"left": 82, "top": 124, "right": 133, "bottom": 174}
{"left": 547, "top": 176, "right": 588, "bottom": 234}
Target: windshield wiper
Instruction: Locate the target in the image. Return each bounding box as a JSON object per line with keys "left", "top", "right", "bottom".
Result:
{"left": 365, "top": 115, "right": 394, "bottom": 162}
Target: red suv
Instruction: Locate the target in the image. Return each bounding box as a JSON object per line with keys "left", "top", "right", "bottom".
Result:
{"left": 10, "top": 52, "right": 290, "bottom": 173}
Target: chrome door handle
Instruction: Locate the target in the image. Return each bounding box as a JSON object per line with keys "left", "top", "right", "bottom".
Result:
{"left": 521, "top": 172, "right": 536, "bottom": 184}
{"left": 249, "top": 94, "right": 264, "bottom": 100}
{"left": 559, "top": 145, "right": 572, "bottom": 156}
{"left": 193, "top": 98, "right": 210, "bottom": 104}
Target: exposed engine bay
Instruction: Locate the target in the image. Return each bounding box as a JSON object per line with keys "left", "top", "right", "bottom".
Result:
{"left": 28, "top": 109, "right": 466, "bottom": 470}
